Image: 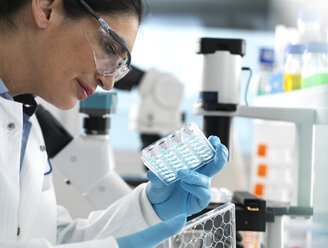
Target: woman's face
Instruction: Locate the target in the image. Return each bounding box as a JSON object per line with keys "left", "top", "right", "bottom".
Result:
{"left": 31, "top": 12, "right": 139, "bottom": 109}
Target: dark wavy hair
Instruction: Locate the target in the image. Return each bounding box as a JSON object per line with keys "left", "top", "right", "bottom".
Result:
{"left": 0, "top": 0, "right": 145, "bottom": 28}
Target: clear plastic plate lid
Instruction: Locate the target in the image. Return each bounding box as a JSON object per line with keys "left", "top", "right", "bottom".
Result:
{"left": 141, "top": 122, "right": 216, "bottom": 185}
{"left": 165, "top": 202, "right": 236, "bottom": 248}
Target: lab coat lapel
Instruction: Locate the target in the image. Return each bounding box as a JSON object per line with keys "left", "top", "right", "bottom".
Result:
{"left": 0, "top": 97, "right": 23, "bottom": 241}
{"left": 17, "top": 115, "right": 48, "bottom": 240}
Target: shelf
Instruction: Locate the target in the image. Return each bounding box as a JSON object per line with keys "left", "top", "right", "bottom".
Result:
{"left": 253, "top": 84, "right": 328, "bottom": 109}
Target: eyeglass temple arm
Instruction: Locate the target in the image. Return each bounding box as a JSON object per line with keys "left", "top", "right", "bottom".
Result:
{"left": 79, "top": 0, "right": 99, "bottom": 19}
{"left": 79, "top": 0, "right": 132, "bottom": 65}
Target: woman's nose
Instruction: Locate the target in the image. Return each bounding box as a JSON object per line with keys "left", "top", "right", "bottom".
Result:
{"left": 96, "top": 73, "right": 115, "bottom": 91}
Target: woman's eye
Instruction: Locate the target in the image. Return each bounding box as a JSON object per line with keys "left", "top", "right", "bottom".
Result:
{"left": 104, "top": 43, "right": 116, "bottom": 55}
{"left": 117, "top": 57, "right": 128, "bottom": 68}
{"left": 117, "top": 60, "right": 123, "bottom": 67}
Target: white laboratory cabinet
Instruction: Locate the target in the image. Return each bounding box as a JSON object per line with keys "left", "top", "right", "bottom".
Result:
{"left": 251, "top": 84, "right": 328, "bottom": 248}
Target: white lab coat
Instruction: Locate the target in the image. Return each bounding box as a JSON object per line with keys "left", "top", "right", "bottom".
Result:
{"left": 0, "top": 96, "right": 161, "bottom": 247}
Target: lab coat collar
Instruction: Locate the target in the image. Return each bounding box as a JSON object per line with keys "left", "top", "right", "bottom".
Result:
{"left": 0, "top": 78, "right": 37, "bottom": 117}
{"left": 14, "top": 94, "right": 38, "bottom": 117}
{"left": 0, "top": 78, "right": 9, "bottom": 94}
{"left": 0, "top": 78, "right": 14, "bottom": 100}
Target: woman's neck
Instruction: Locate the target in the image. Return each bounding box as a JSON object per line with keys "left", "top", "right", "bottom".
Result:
{"left": 0, "top": 33, "right": 34, "bottom": 97}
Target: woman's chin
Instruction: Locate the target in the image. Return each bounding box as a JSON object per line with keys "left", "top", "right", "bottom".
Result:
{"left": 50, "top": 98, "right": 78, "bottom": 110}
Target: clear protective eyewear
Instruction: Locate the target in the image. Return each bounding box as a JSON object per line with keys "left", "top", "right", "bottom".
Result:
{"left": 79, "top": 0, "right": 132, "bottom": 82}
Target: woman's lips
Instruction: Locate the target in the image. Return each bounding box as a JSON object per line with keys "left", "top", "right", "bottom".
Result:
{"left": 77, "top": 80, "right": 87, "bottom": 100}
{"left": 77, "top": 79, "right": 95, "bottom": 100}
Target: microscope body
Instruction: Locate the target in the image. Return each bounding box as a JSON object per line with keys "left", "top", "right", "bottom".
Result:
{"left": 52, "top": 133, "right": 131, "bottom": 209}
{"left": 52, "top": 92, "right": 131, "bottom": 210}
{"left": 196, "top": 38, "right": 246, "bottom": 151}
{"left": 200, "top": 42, "right": 243, "bottom": 106}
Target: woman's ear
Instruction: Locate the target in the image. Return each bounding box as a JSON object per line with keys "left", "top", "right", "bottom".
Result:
{"left": 31, "top": 0, "right": 54, "bottom": 29}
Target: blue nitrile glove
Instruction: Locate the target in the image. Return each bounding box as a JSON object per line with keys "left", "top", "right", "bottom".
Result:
{"left": 147, "top": 135, "right": 228, "bottom": 221}
{"left": 116, "top": 214, "right": 186, "bottom": 248}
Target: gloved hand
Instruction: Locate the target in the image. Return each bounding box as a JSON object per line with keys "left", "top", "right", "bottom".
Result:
{"left": 116, "top": 214, "right": 186, "bottom": 248}
{"left": 147, "top": 135, "right": 228, "bottom": 220}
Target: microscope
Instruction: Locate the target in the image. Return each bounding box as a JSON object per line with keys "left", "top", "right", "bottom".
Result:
{"left": 194, "top": 38, "right": 246, "bottom": 151}
{"left": 37, "top": 92, "right": 132, "bottom": 210}
{"left": 193, "top": 38, "right": 317, "bottom": 247}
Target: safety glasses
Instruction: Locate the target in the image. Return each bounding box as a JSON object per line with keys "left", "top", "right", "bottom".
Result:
{"left": 79, "top": 0, "right": 132, "bottom": 81}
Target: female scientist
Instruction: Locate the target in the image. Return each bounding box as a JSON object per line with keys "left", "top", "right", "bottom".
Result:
{"left": 0, "top": 0, "right": 228, "bottom": 247}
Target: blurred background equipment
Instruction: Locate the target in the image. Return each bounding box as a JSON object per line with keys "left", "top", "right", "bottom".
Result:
{"left": 193, "top": 34, "right": 324, "bottom": 248}
{"left": 129, "top": 68, "right": 184, "bottom": 135}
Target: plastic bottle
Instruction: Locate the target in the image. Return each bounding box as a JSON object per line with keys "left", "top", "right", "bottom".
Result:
{"left": 283, "top": 44, "right": 305, "bottom": 91}
{"left": 301, "top": 42, "right": 328, "bottom": 88}
{"left": 257, "top": 48, "right": 275, "bottom": 95}
{"left": 274, "top": 25, "right": 300, "bottom": 71}
{"left": 297, "top": 11, "right": 323, "bottom": 43}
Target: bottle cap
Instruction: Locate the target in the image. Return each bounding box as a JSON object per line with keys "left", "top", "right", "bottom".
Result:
{"left": 298, "top": 11, "right": 322, "bottom": 23}
{"left": 304, "top": 42, "right": 328, "bottom": 54}
{"left": 285, "top": 44, "right": 305, "bottom": 55}
{"left": 259, "top": 48, "right": 275, "bottom": 67}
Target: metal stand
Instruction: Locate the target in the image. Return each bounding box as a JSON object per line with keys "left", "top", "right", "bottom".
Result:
{"left": 267, "top": 216, "right": 283, "bottom": 248}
